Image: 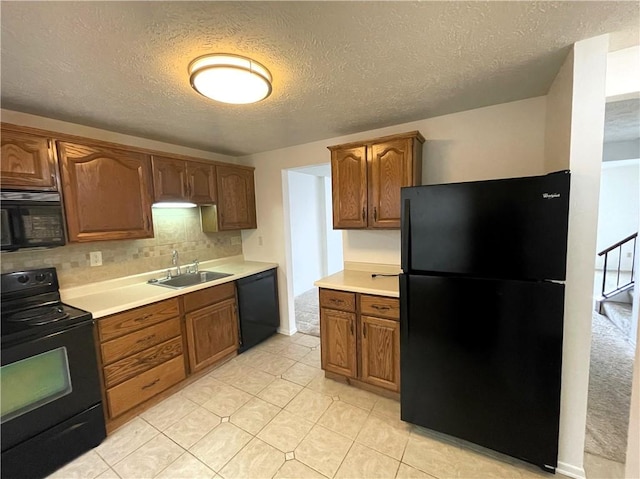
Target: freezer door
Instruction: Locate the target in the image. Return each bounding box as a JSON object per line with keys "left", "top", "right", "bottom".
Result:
{"left": 401, "top": 170, "right": 570, "bottom": 281}
{"left": 400, "top": 274, "right": 564, "bottom": 471}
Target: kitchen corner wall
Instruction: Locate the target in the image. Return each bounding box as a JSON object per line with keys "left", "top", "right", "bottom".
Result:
{"left": 0, "top": 208, "right": 242, "bottom": 288}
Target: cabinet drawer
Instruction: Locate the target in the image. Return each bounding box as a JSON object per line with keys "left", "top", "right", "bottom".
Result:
{"left": 101, "top": 317, "right": 181, "bottom": 364}
{"left": 103, "top": 336, "right": 183, "bottom": 388}
{"left": 360, "top": 295, "right": 400, "bottom": 320}
{"left": 106, "top": 355, "right": 185, "bottom": 418}
{"left": 183, "top": 281, "right": 235, "bottom": 313}
{"left": 98, "top": 299, "right": 179, "bottom": 342}
{"left": 319, "top": 289, "right": 356, "bottom": 312}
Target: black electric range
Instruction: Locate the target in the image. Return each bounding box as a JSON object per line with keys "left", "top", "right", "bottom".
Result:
{"left": 1, "top": 267, "right": 106, "bottom": 479}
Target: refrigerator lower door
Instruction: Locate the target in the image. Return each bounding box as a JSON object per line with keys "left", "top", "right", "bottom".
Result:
{"left": 400, "top": 274, "right": 564, "bottom": 472}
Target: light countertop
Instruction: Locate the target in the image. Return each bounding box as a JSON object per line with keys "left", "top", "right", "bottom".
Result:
{"left": 61, "top": 256, "right": 277, "bottom": 319}
{"left": 314, "top": 265, "right": 400, "bottom": 298}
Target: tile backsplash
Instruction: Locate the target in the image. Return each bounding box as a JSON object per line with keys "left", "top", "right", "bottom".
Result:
{"left": 0, "top": 208, "right": 242, "bottom": 288}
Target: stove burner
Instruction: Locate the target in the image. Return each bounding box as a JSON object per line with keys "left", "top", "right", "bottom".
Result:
{"left": 7, "top": 306, "right": 70, "bottom": 325}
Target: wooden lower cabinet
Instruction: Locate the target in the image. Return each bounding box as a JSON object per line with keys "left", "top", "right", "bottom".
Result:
{"left": 95, "top": 280, "right": 244, "bottom": 429}
{"left": 96, "top": 299, "right": 186, "bottom": 421}
{"left": 319, "top": 288, "right": 400, "bottom": 393}
{"left": 183, "top": 282, "right": 239, "bottom": 373}
{"left": 106, "top": 355, "right": 186, "bottom": 418}
{"left": 185, "top": 298, "right": 238, "bottom": 372}
{"left": 320, "top": 307, "right": 357, "bottom": 378}
{"left": 360, "top": 315, "right": 400, "bottom": 391}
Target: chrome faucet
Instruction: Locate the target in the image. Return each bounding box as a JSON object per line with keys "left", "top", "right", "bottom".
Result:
{"left": 171, "top": 250, "right": 181, "bottom": 276}
{"left": 186, "top": 259, "right": 199, "bottom": 274}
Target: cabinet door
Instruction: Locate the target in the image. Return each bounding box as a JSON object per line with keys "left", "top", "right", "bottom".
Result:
{"left": 369, "top": 138, "right": 413, "bottom": 229}
{"left": 216, "top": 165, "right": 257, "bottom": 230}
{"left": 151, "top": 156, "right": 188, "bottom": 202}
{"left": 57, "top": 142, "right": 154, "bottom": 242}
{"left": 188, "top": 162, "right": 216, "bottom": 204}
{"left": 320, "top": 307, "right": 357, "bottom": 377}
{"left": 0, "top": 129, "right": 57, "bottom": 190}
{"left": 185, "top": 298, "right": 239, "bottom": 372}
{"left": 360, "top": 315, "right": 400, "bottom": 392}
{"left": 330, "top": 146, "right": 367, "bottom": 229}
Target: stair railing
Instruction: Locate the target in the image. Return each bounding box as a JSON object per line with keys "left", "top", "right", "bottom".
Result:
{"left": 598, "top": 231, "right": 637, "bottom": 299}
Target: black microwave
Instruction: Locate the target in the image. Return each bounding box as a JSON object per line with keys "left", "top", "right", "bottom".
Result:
{"left": 1, "top": 191, "right": 66, "bottom": 251}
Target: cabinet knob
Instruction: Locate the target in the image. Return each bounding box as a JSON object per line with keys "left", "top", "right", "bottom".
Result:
{"left": 362, "top": 207, "right": 365, "bottom": 221}
{"left": 373, "top": 207, "right": 377, "bottom": 222}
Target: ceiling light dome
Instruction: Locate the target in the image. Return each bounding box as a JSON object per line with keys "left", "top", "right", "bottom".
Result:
{"left": 189, "top": 54, "right": 272, "bottom": 104}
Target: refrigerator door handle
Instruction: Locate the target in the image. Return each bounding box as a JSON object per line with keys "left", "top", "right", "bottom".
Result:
{"left": 401, "top": 198, "right": 411, "bottom": 272}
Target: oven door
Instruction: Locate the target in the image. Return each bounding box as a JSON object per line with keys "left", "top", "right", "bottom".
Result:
{"left": 0, "top": 320, "right": 103, "bottom": 451}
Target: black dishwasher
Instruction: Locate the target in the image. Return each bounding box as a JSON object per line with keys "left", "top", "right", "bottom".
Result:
{"left": 236, "top": 268, "right": 280, "bottom": 353}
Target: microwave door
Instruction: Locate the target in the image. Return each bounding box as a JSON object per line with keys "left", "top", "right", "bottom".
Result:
{"left": 1, "top": 208, "right": 19, "bottom": 251}
{"left": 20, "top": 205, "right": 66, "bottom": 248}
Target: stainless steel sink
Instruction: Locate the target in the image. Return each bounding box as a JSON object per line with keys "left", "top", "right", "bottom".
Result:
{"left": 147, "top": 271, "right": 232, "bottom": 289}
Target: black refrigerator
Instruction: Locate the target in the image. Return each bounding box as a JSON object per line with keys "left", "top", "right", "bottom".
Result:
{"left": 400, "top": 170, "right": 570, "bottom": 473}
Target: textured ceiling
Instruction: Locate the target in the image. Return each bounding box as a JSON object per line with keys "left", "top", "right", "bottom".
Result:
{"left": 1, "top": 1, "right": 639, "bottom": 156}
{"left": 604, "top": 99, "right": 640, "bottom": 143}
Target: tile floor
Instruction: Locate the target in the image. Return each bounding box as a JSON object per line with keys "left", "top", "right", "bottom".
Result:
{"left": 48, "top": 332, "right": 588, "bottom": 479}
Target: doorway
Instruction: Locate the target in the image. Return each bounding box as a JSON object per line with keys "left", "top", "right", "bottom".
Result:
{"left": 284, "top": 164, "right": 343, "bottom": 336}
{"left": 585, "top": 100, "right": 639, "bottom": 472}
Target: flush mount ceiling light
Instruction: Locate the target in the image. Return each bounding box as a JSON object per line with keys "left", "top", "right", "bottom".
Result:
{"left": 189, "top": 54, "right": 272, "bottom": 104}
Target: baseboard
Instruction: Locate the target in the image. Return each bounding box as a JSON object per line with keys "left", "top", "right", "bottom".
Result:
{"left": 556, "top": 461, "right": 586, "bottom": 479}
{"left": 277, "top": 326, "right": 297, "bottom": 336}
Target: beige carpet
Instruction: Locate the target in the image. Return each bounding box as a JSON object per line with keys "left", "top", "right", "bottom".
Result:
{"left": 294, "top": 287, "right": 320, "bottom": 337}
{"left": 585, "top": 311, "right": 635, "bottom": 464}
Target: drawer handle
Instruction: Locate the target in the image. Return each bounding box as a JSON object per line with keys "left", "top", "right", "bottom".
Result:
{"left": 135, "top": 314, "right": 152, "bottom": 322}
{"left": 330, "top": 299, "right": 345, "bottom": 305}
{"left": 136, "top": 334, "right": 156, "bottom": 344}
{"left": 350, "top": 321, "right": 354, "bottom": 336}
{"left": 363, "top": 322, "right": 367, "bottom": 338}
{"left": 371, "top": 305, "right": 390, "bottom": 311}
{"left": 142, "top": 378, "right": 160, "bottom": 390}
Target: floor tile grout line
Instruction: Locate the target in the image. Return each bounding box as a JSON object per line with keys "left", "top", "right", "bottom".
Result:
{"left": 95, "top": 418, "right": 162, "bottom": 470}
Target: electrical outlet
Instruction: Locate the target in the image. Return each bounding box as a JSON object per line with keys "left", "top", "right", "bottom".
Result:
{"left": 90, "top": 251, "right": 102, "bottom": 267}
{"left": 258, "top": 236, "right": 263, "bottom": 246}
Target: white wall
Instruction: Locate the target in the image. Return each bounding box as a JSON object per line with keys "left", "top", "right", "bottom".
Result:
{"left": 288, "top": 170, "right": 325, "bottom": 296}
{"left": 545, "top": 35, "right": 609, "bottom": 479}
{"left": 627, "top": 246, "right": 640, "bottom": 479}
{"left": 240, "top": 96, "right": 547, "bottom": 339}
{"left": 324, "top": 177, "right": 344, "bottom": 275}
{"left": 340, "top": 96, "right": 548, "bottom": 266}
{"left": 606, "top": 45, "right": 640, "bottom": 99}
{"left": 596, "top": 160, "right": 640, "bottom": 270}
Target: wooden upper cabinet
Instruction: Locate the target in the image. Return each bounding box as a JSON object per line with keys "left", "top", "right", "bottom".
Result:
{"left": 57, "top": 141, "right": 154, "bottom": 242}
{"left": 328, "top": 131, "right": 424, "bottom": 229}
{"left": 188, "top": 162, "right": 216, "bottom": 204}
{"left": 0, "top": 128, "right": 58, "bottom": 190}
{"left": 216, "top": 165, "right": 257, "bottom": 230}
{"left": 330, "top": 146, "right": 367, "bottom": 229}
{"left": 152, "top": 156, "right": 187, "bottom": 202}
{"left": 151, "top": 156, "right": 216, "bottom": 204}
